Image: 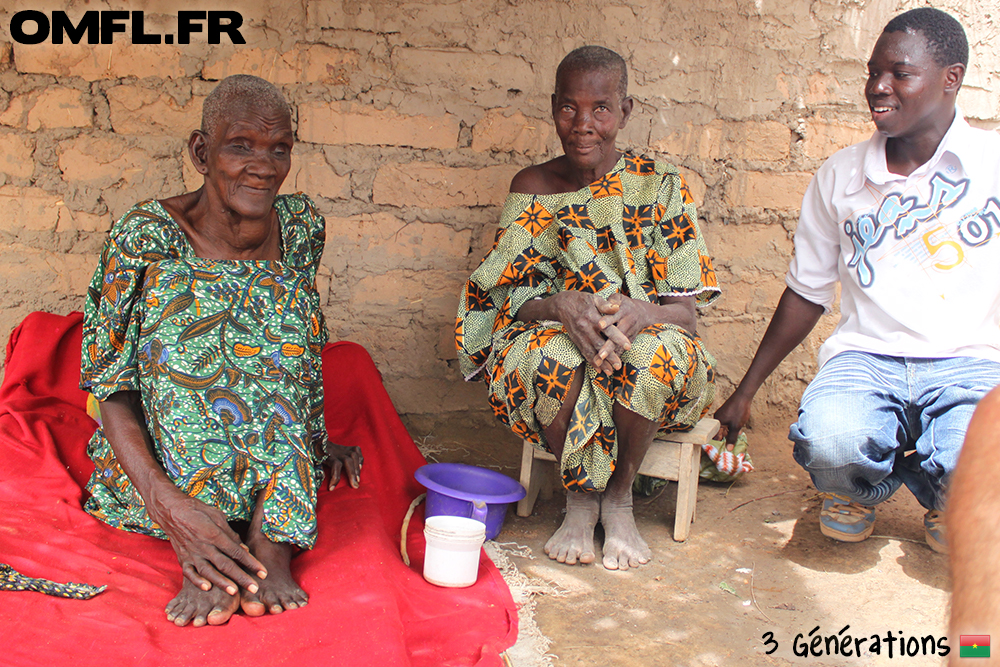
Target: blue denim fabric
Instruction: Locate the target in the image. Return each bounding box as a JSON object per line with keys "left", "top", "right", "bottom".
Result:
{"left": 790, "top": 352, "right": 1000, "bottom": 510}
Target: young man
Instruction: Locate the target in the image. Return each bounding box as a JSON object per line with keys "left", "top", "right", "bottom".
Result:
{"left": 715, "top": 8, "right": 1000, "bottom": 553}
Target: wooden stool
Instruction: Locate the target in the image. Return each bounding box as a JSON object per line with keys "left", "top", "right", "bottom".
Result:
{"left": 515, "top": 417, "right": 720, "bottom": 542}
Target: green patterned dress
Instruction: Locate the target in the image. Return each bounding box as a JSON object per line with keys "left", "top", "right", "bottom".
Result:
{"left": 456, "top": 154, "right": 720, "bottom": 493}
{"left": 80, "top": 194, "right": 329, "bottom": 549}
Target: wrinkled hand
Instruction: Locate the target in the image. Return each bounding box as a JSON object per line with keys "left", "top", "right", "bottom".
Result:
{"left": 149, "top": 486, "right": 267, "bottom": 595}
{"left": 714, "top": 390, "right": 753, "bottom": 451}
{"left": 325, "top": 442, "right": 363, "bottom": 490}
{"left": 593, "top": 292, "right": 658, "bottom": 364}
{"left": 554, "top": 291, "right": 628, "bottom": 374}
{"left": 598, "top": 293, "right": 653, "bottom": 341}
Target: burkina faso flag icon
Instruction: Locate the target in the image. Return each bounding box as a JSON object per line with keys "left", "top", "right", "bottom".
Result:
{"left": 960, "top": 635, "right": 990, "bottom": 658}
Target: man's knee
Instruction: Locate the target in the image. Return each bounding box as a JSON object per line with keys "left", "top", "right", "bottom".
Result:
{"left": 790, "top": 404, "right": 900, "bottom": 472}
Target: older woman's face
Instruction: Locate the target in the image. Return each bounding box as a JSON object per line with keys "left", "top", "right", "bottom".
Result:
{"left": 551, "top": 67, "right": 631, "bottom": 174}
{"left": 202, "top": 104, "right": 293, "bottom": 220}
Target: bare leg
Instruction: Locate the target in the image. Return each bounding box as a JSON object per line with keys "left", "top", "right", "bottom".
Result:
{"left": 239, "top": 492, "right": 310, "bottom": 616}
{"left": 165, "top": 580, "right": 240, "bottom": 627}
{"left": 600, "top": 401, "right": 657, "bottom": 570}
{"left": 950, "top": 387, "right": 1000, "bottom": 665}
{"left": 542, "top": 367, "right": 600, "bottom": 565}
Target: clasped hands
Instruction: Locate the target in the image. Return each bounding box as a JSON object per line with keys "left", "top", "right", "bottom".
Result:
{"left": 555, "top": 291, "right": 654, "bottom": 375}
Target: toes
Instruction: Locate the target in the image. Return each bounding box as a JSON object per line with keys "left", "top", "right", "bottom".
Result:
{"left": 171, "top": 608, "right": 193, "bottom": 627}
{"left": 240, "top": 573, "right": 309, "bottom": 615}
{"left": 207, "top": 606, "right": 233, "bottom": 626}
{"left": 258, "top": 588, "right": 282, "bottom": 614}
{"left": 240, "top": 589, "right": 267, "bottom": 617}
{"left": 243, "top": 602, "right": 266, "bottom": 617}
{"left": 280, "top": 591, "right": 306, "bottom": 610}
{"left": 271, "top": 587, "right": 309, "bottom": 613}
{"left": 168, "top": 599, "right": 195, "bottom": 626}
{"left": 261, "top": 588, "right": 291, "bottom": 614}
{"left": 167, "top": 581, "right": 239, "bottom": 628}
{"left": 601, "top": 544, "right": 651, "bottom": 570}
{"left": 543, "top": 537, "right": 557, "bottom": 557}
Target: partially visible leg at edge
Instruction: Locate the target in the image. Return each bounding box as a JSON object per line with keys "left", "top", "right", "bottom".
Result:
{"left": 949, "top": 387, "right": 1000, "bottom": 660}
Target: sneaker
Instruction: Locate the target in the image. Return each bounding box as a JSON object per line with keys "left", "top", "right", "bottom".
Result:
{"left": 819, "top": 492, "right": 875, "bottom": 542}
{"left": 923, "top": 510, "right": 947, "bottom": 554}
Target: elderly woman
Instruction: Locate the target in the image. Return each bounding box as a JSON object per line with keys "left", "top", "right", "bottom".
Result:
{"left": 80, "top": 75, "right": 361, "bottom": 627}
{"left": 457, "top": 47, "right": 719, "bottom": 570}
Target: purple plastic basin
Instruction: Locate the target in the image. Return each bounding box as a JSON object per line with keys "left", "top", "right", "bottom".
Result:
{"left": 415, "top": 463, "right": 526, "bottom": 540}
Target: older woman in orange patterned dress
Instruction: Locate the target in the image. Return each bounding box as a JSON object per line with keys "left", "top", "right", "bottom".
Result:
{"left": 457, "top": 47, "right": 719, "bottom": 570}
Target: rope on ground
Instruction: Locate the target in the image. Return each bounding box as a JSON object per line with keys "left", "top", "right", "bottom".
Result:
{"left": 728, "top": 489, "right": 807, "bottom": 513}
{"left": 400, "top": 493, "right": 426, "bottom": 567}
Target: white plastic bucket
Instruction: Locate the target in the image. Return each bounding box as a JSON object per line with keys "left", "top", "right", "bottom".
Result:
{"left": 423, "top": 515, "right": 486, "bottom": 588}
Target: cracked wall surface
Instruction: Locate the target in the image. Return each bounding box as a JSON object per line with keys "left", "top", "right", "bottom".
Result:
{"left": 0, "top": 0, "right": 997, "bottom": 432}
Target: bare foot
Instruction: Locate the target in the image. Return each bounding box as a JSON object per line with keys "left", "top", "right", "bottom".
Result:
{"left": 165, "top": 578, "right": 240, "bottom": 627}
{"left": 600, "top": 489, "right": 651, "bottom": 570}
{"left": 544, "top": 490, "right": 600, "bottom": 565}
{"left": 240, "top": 525, "right": 308, "bottom": 616}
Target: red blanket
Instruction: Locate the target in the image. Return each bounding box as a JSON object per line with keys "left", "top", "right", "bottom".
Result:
{"left": 0, "top": 312, "right": 516, "bottom": 667}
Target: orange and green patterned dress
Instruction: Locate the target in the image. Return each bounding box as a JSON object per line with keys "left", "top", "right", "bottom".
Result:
{"left": 80, "top": 194, "right": 329, "bottom": 549}
{"left": 456, "top": 154, "right": 720, "bottom": 492}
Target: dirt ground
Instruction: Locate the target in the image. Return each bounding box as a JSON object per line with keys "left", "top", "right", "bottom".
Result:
{"left": 415, "top": 413, "right": 951, "bottom": 667}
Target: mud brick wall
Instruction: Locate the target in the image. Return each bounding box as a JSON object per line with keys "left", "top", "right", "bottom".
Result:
{"left": 0, "top": 0, "right": 997, "bottom": 435}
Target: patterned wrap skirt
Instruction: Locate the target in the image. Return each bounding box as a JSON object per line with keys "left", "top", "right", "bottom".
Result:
{"left": 488, "top": 320, "right": 716, "bottom": 492}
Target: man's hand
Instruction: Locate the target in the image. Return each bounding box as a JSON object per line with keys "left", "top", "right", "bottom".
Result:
{"left": 713, "top": 287, "right": 827, "bottom": 452}
{"left": 148, "top": 484, "right": 267, "bottom": 595}
{"left": 325, "top": 442, "right": 363, "bottom": 490}
{"left": 714, "top": 390, "right": 753, "bottom": 451}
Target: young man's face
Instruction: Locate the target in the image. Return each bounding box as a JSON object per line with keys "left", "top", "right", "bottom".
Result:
{"left": 865, "top": 29, "right": 956, "bottom": 141}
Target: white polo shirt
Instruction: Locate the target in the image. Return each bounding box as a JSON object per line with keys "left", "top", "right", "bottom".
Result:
{"left": 786, "top": 111, "right": 1000, "bottom": 367}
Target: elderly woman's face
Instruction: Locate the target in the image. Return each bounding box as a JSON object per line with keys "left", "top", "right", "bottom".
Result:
{"left": 551, "top": 68, "right": 631, "bottom": 174}
{"left": 202, "top": 104, "right": 293, "bottom": 220}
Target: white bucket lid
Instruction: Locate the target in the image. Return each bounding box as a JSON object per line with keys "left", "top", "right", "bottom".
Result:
{"left": 424, "top": 515, "right": 486, "bottom": 540}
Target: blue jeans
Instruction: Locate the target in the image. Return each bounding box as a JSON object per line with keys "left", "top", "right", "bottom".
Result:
{"left": 789, "top": 352, "right": 1000, "bottom": 510}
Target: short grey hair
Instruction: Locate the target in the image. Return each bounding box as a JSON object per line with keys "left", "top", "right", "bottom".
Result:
{"left": 555, "top": 46, "right": 628, "bottom": 100}
{"left": 201, "top": 74, "right": 291, "bottom": 139}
